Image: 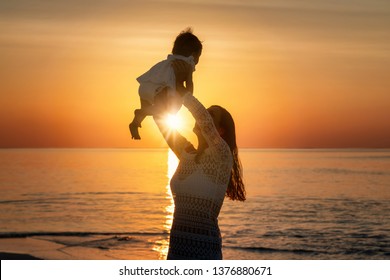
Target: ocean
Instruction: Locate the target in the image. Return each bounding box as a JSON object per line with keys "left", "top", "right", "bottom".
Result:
{"left": 0, "top": 148, "right": 389, "bottom": 260}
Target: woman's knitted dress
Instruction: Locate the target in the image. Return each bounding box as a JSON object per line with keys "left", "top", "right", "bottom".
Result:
{"left": 156, "top": 94, "right": 233, "bottom": 260}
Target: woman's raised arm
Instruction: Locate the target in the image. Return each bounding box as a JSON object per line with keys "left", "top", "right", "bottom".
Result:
{"left": 153, "top": 113, "right": 194, "bottom": 159}
{"left": 172, "top": 59, "right": 225, "bottom": 150}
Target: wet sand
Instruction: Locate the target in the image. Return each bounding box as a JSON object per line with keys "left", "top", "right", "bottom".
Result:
{"left": 0, "top": 252, "right": 42, "bottom": 260}
{"left": 0, "top": 235, "right": 161, "bottom": 260}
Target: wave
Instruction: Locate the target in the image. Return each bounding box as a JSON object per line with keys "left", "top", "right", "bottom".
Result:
{"left": 226, "top": 245, "right": 325, "bottom": 256}
{"left": 0, "top": 231, "right": 168, "bottom": 239}
{"left": 0, "top": 198, "right": 68, "bottom": 204}
{"left": 0, "top": 191, "right": 160, "bottom": 204}
{"left": 54, "top": 191, "right": 146, "bottom": 196}
{"left": 227, "top": 245, "right": 390, "bottom": 258}
{"left": 313, "top": 168, "right": 388, "bottom": 176}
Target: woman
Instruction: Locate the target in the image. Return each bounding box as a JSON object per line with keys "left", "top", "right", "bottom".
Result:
{"left": 153, "top": 61, "right": 245, "bottom": 260}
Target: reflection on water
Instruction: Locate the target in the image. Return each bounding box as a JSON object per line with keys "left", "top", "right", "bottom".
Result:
{"left": 153, "top": 149, "right": 177, "bottom": 259}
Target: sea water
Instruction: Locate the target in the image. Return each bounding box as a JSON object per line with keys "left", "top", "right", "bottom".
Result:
{"left": 0, "top": 149, "right": 389, "bottom": 259}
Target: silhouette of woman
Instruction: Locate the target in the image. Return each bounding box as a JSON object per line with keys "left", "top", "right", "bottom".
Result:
{"left": 153, "top": 60, "right": 246, "bottom": 259}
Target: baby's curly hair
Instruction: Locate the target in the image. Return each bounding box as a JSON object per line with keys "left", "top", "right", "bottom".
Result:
{"left": 172, "top": 28, "right": 203, "bottom": 57}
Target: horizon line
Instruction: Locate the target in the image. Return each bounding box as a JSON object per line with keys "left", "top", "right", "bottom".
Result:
{"left": 1, "top": 147, "right": 389, "bottom": 150}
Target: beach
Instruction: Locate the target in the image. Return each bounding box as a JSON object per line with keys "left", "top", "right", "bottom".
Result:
{"left": 0, "top": 236, "right": 104, "bottom": 260}
{"left": 0, "top": 252, "right": 41, "bottom": 260}
{"left": 0, "top": 237, "right": 55, "bottom": 260}
{"left": 0, "top": 234, "right": 158, "bottom": 260}
{"left": 1, "top": 149, "right": 390, "bottom": 260}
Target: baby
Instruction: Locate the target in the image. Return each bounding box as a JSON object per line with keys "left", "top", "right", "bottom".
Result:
{"left": 129, "top": 28, "right": 203, "bottom": 140}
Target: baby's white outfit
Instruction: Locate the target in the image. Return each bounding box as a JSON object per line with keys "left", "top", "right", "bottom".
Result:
{"left": 137, "top": 54, "right": 195, "bottom": 105}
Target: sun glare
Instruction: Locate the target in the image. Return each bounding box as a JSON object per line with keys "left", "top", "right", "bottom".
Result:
{"left": 165, "top": 114, "right": 182, "bottom": 130}
{"left": 153, "top": 149, "right": 177, "bottom": 259}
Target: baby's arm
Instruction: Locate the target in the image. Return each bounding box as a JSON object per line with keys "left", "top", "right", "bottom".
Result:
{"left": 172, "top": 59, "right": 194, "bottom": 93}
{"left": 185, "top": 71, "right": 194, "bottom": 93}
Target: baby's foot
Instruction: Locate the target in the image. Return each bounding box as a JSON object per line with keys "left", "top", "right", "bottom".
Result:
{"left": 129, "top": 122, "right": 141, "bottom": 140}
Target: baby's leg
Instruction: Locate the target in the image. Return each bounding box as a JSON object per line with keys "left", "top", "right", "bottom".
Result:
{"left": 156, "top": 89, "right": 182, "bottom": 114}
{"left": 129, "top": 99, "right": 152, "bottom": 140}
{"left": 139, "top": 99, "right": 156, "bottom": 117}
{"left": 153, "top": 88, "right": 169, "bottom": 113}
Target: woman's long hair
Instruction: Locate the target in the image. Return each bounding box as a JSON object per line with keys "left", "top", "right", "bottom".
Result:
{"left": 209, "top": 106, "right": 246, "bottom": 201}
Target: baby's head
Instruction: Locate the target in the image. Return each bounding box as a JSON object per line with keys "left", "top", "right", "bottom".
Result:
{"left": 172, "top": 28, "right": 202, "bottom": 65}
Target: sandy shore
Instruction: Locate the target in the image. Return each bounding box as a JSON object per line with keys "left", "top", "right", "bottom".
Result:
{"left": 0, "top": 237, "right": 81, "bottom": 260}
{"left": 0, "top": 252, "right": 42, "bottom": 260}
{"left": 0, "top": 235, "right": 162, "bottom": 260}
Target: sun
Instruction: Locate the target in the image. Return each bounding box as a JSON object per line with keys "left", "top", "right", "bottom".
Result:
{"left": 165, "top": 114, "right": 182, "bottom": 130}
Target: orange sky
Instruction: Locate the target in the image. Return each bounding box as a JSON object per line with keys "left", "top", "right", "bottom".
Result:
{"left": 1, "top": 0, "right": 389, "bottom": 148}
